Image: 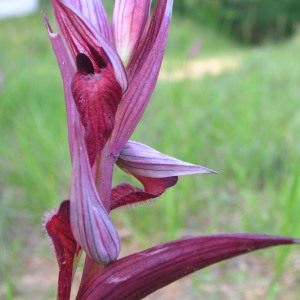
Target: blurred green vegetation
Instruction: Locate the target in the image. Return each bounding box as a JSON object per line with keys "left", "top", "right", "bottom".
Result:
{"left": 0, "top": 0, "right": 300, "bottom": 298}
{"left": 173, "top": 0, "right": 300, "bottom": 44}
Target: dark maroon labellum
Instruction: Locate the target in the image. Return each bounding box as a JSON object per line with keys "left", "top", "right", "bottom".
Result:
{"left": 72, "top": 51, "right": 123, "bottom": 166}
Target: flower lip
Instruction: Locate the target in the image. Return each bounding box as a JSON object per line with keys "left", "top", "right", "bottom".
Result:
{"left": 72, "top": 58, "right": 123, "bottom": 166}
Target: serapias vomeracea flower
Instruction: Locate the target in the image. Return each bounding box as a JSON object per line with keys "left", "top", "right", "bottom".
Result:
{"left": 42, "top": 1, "right": 299, "bottom": 299}
{"left": 44, "top": 0, "right": 215, "bottom": 267}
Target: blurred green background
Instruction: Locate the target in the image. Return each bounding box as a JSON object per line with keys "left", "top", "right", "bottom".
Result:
{"left": 1, "top": 0, "right": 300, "bottom": 299}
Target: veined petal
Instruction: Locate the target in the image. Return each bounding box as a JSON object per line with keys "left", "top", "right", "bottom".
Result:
{"left": 112, "top": 0, "right": 151, "bottom": 65}
{"left": 127, "top": 0, "right": 173, "bottom": 81}
{"left": 71, "top": 0, "right": 113, "bottom": 44}
{"left": 108, "top": 0, "right": 173, "bottom": 154}
{"left": 76, "top": 234, "right": 299, "bottom": 299}
{"left": 52, "top": 0, "right": 127, "bottom": 91}
{"left": 43, "top": 13, "right": 78, "bottom": 159}
{"left": 116, "top": 141, "right": 217, "bottom": 178}
{"left": 70, "top": 125, "right": 120, "bottom": 265}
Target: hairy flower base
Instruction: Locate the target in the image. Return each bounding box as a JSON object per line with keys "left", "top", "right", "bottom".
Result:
{"left": 45, "top": 200, "right": 81, "bottom": 300}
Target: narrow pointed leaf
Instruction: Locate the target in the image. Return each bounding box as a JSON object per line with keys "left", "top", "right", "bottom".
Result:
{"left": 70, "top": 125, "right": 120, "bottom": 265}
{"left": 116, "top": 140, "right": 217, "bottom": 178}
{"left": 113, "top": 0, "right": 151, "bottom": 65}
{"left": 109, "top": 0, "right": 173, "bottom": 154}
{"left": 76, "top": 234, "right": 299, "bottom": 300}
{"left": 110, "top": 176, "right": 177, "bottom": 210}
{"left": 52, "top": 0, "right": 127, "bottom": 91}
{"left": 44, "top": 200, "right": 79, "bottom": 300}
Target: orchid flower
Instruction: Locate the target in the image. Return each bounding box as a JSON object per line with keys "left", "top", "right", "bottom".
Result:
{"left": 43, "top": 0, "right": 219, "bottom": 265}
{"left": 42, "top": 1, "right": 299, "bottom": 299}
{"left": 44, "top": 0, "right": 217, "bottom": 266}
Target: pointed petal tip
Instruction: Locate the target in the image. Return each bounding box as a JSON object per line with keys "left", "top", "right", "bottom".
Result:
{"left": 202, "top": 167, "right": 219, "bottom": 175}
{"left": 42, "top": 12, "right": 57, "bottom": 37}
{"left": 42, "top": 12, "right": 50, "bottom": 28}
{"left": 188, "top": 165, "right": 219, "bottom": 176}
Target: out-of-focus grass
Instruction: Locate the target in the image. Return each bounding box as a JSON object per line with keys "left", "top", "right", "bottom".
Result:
{"left": 0, "top": 3, "right": 69, "bottom": 215}
{"left": 127, "top": 29, "right": 300, "bottom": 240}
{"left": 0, "top": 1, "right": 300, "bottom": 298}
{"left": 0, "top": 3, "right": 69, "bottom": 298}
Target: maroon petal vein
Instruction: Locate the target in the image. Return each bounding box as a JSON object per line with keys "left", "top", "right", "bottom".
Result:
{"left": 72, "top": 0, "right": 113, "bottom": 44}
{"left": 70, "top": 125, "right": 120, "bottom": 265}
{"left": 117, "top": 140, "right": 217, "bottom": 178}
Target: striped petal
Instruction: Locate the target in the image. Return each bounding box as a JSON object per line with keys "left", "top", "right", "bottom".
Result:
{"left": 70, "top": 125, "right": 120, "bottom": 265}
{"left": 43, "top": 14, "right": 78, "bottom": 159}
{"left": 71, "top": 0, "right": 113, "bottom": 44}
{"left": 112, "top": 0, "right": 151, "bottom": 65}
{"left": 116, "top": 140, "right": 217, "bottom": 178}
{"left": 109, "top": 0, "right": 173, "bottom": 154}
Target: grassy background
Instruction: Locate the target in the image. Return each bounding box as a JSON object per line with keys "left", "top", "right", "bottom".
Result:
{"left": 0, "top": 1, "right": 300, "bottom": 299}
